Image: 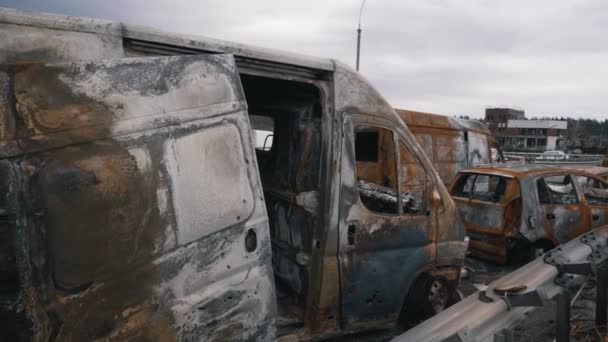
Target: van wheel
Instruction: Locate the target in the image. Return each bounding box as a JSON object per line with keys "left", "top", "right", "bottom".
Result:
{"left": 399, "top": 274, "right": 459, "bottom": 327}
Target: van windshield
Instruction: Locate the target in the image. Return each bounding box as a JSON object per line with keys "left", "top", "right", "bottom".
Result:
{"left": 451, "top": 173, "right": 509, "bottom": 203}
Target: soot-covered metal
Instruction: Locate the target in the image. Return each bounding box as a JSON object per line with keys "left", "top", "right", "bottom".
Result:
{"left": 0, "top": 7, "right": 470, "bottom": 341}
{"left": 0, "top": 55, "right": 275, "bottom": 341}
{"left": 450, "top": 164, "right": 608, "bottom": 264}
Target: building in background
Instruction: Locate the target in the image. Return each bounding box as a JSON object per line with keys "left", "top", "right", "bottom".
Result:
{"left": 484, "top": 108, "right": 525, "bottom": 134}
{"left": 499, "top": 119, "right": 568, "bottom": 152}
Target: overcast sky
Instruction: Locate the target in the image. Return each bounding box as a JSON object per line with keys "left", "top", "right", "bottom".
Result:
{"left": 2, "top": 0, "right": 607, "bottom": 119}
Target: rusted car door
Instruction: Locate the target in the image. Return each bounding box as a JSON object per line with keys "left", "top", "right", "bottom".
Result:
{"left": 1, "top": 55, "right": 275, "bottom": 341}
{"left": 537, "top": 175, "right": 588, "bottom": 244}
{"left": 338, "top": 113, "right": 435, "bottom": 329}
{"left": 574, "top": 175, "right": 608, "bottom": 229}
{"left": 450, "top": 173, "right": 515, "bottom": 262}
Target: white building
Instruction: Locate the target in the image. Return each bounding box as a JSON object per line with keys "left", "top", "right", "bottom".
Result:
{"left": 499, "top": 119, "right": 568, "bottom": 151}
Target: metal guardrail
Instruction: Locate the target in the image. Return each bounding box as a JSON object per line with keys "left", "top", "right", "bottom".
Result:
{"left": 505, "top": 152, "right": 604, "bottom": 161}
{"left": 391, "top": 225, "right": 608, "bottom": 342}
{"left": 503, "top": 152, "right": 604, "bottom": 166}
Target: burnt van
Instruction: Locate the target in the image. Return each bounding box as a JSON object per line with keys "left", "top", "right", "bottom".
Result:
{"left": 0, "top": 7, "right": 466, "bottom": 341}
{"left": 396, "top": 109, "right": 504, "bottom": 185}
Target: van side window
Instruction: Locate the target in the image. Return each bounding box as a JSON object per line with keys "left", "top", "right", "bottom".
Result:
{"left": 355, "top": 126, "right": 398, "bottom": 215}
{"left": 399, "top": 142, "right": 426, "bottom": 214}
{"left": 574, "top": 176, "right": 608, "bottom": 205}
{"left": 538, "top": 176, "right": 579, "bottom": 205}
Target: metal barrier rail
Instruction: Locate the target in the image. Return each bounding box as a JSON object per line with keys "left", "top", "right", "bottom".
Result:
{"left": 391, "top": 225, "right": 608, "bottom": 342}
{"left": 504, "top": 152, "right": 604, "bottom": 162}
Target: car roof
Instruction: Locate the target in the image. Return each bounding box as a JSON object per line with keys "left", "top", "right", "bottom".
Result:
{"left": 458, "top": 164, "right": 608, "bottom": 179}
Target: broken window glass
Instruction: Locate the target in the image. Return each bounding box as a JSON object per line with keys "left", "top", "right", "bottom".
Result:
{"left": 451, "top": 173, "right": 507, "bottom": 203}
{"left": 355, "top": 127, "right": 398, "bottom": 215}
{"left": 574, "top": 176, "right": 608, "bottom": 205}
{"left": 537, "top": 179, "right": 551, "bottom": 204}
{"left": 471, "top": 175, "right": 507, "bottom": 202}
{"left": 538, "top": 175, "right": 579, "bottom": 205}
{"left": 451, "top": 174, "right": 475, "bottom": 198}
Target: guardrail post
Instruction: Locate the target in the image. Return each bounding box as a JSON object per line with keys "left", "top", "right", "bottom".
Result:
{"left": 596, "top": 261, "right": 608, "bottom": 329}
{"left": 556, "top": 292, "right": 570, "bottom": 342}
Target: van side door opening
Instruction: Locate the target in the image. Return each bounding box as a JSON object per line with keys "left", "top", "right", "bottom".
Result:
{"left": 239, "top": 74, "right": 324, "bottom": 334}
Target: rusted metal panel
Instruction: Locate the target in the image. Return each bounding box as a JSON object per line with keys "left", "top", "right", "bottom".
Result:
{"left": 0, "top": 8, "right": 123, "bottom": 64}
{"left": 0, "top": 55, "right": 275, "bottom": 341}
{"left": 337, "top": 114, "right": 436, "bottom": 330}
{"left": 451, "top": 164, "right": 608, "bottom": 263}
{"left": 396, "top": 109, "right": 492, "bottom": 136}
{"left": 396, "top": 109, "right": 498, "bottom": 186}
{"left": 334, "top": 107, "right": 466, "bottom": 332}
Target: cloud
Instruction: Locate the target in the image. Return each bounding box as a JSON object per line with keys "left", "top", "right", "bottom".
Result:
{"left": 1, "top": 0, "right": 606, "bottom": 119}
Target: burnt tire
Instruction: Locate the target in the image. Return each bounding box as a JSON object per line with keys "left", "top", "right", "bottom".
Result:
{"left": 399, "top": 275, "right": 459, "bottom": 328}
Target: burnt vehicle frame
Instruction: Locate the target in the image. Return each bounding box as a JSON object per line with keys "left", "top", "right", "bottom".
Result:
{"left": 0, "top": 7, "right": 466, "bottom": 341}
{"left": 396, "top": 109, "right": 504, "bottom": 186}
{"left": 449, "top": 164, "right": 608, "bottom": 264}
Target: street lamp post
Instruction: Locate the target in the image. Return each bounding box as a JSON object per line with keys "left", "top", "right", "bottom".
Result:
{"left": 356, "top": 0, "right": 366, "bottom": 71}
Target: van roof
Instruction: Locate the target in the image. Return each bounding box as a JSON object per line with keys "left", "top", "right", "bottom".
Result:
{"left": 459, "top": 164, "right": 608, "bottom": 179}
{"left": 0, "top": 6, "right": 335, "bottom": 72}
{"left": 395, "top": 109, "right": 492, "bottom": 135}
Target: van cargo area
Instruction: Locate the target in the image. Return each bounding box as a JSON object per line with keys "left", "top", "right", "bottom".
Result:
{"left": 242, "top": 74, "right": 323, "bottom": 335}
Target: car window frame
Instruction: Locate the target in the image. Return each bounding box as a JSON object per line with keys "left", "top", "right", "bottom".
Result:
{"left": 573, "top": 174, "right": 608, "bottom": 206}
{"left": 536, "top": 173, "right": 580, "bottom": 206}
{"left": 451, "top": 172, "right": 510, "bottom": 203}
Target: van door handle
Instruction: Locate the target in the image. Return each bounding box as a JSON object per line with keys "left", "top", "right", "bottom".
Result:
{"left": 347, "top": 222, "right": 358, "bottom": 245}
{"left": 546, "top": 213, "right": 555, "bottom": 220}
{"left": 593, "top": 214, "right": 600, "bottom": 221}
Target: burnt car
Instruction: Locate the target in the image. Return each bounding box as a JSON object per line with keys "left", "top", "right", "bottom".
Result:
{"left": 449, "top": 164, "right": 608, "bottom": 264}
